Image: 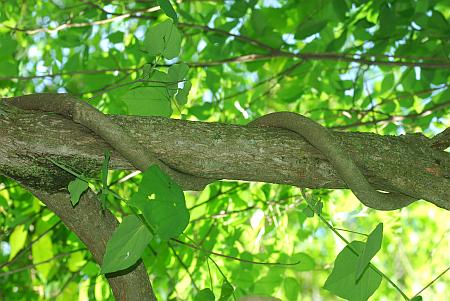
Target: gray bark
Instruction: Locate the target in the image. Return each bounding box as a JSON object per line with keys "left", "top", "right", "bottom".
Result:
{"left": 1, "top": 103, "right": 449, "bottom": 210}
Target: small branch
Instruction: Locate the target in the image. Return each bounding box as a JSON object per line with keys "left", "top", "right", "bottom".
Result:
{"left": 0, "top": 67, "right": 139, "bottom": 81}
{"left": 220, "top": 61, "right": 303, "bottom": 103}
{"left": 0, "top": 221, "right": 61, "bottom": 269}
{"left": 1, "top": 6, "right": 161, "bottom": 34}
{"left": 169, "top": 243, "right": 199, "bottom": 291}
{"left": 188, "top": 183, "right": 245, "bottom": 210}
{"left": 190, "top": 205, "right": 257, "bottom": 223}
{"left": 413, "top": 266, "right": 450, "bottom": 297}
{"left": 332, "top": 99, "right": 450, "bottom": 129}
{"left": 300, "top": 189, "right": 410, "bottom": 300}
{"left": 0, "top": 248, "right": 85, "bottom": 277}
{"left": 171, "top": 238, "right": 300, "bottom": 266}
{"left": 3, "top": 16, "right": 448, "bottom": 69}
{"left": 179, "top": 22, "right": 450, "bottom": 69}
{"left": 179, "top": 22, "right": 278, "bottom": 53}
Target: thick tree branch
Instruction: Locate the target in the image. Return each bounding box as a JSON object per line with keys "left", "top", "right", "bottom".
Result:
{"left": 27, "top": 188, "right": 157, "bottom": 301}
{"left": 431, "top": 127, "right": 450, "bottom": 150}
{"left": 1, "top": 98, "right": 449, "bottom": 210}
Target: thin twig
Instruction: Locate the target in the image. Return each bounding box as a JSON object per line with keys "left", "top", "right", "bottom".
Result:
{"left": 0, "top": 248, "right": 86, "bottom": 277}
{"left": 171, "top": 238, "right": 299, "bottom": 267}
{"left": 0, "top": 221, "right": 61, "bottom": 269}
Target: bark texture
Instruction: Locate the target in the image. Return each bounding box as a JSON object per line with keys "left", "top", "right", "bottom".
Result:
{"left": 1, "top": 101, "right": 449, "bottom": 209}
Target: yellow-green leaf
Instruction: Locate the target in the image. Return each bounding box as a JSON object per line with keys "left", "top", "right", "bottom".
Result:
{"left": 9, "top": 224, "right": 28, "bottom": 260}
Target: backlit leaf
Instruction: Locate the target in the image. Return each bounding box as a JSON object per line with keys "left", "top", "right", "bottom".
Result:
{"left": 129, "top": 165, "right": 189, "bottom": 240}
{"left": 144, "top": 19, "right": 181, "bottom": 59}
{"left": 157, "top": 0, "right": 178, "bottom": 23}
{"left": 195, "top": 289, "right": 215, "bottom": 301}
{"left": 122, "top": 87, "right": 172, "bottom": 117}
{"left": 355, "top": 223, "right": 383, "bottom": 281}
{"left": 9, "top": 224, "right": 27, "bottom": 260}
{"left": 31, "top": 234, "right": 54, "bottom": 281}
{"left": 324, "top": 241, "right": 382, "bottom": 301}
{"left": 218, "top": 282, "right": 234, "bottom": 301}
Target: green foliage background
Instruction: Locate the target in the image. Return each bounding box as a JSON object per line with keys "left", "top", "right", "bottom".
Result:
{"left": 0, "top": 0, "right": 449, "bottom": 300}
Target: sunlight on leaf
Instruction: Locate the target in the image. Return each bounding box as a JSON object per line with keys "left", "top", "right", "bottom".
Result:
{"left": 9, "top": 224, "right": 27, "bottom": 260}
{"left": 218, "top": 281, "right": 234, "bottom": 301}
{"left": 195, "top": 288, "right": 215, "bottom": 301}
{"left": 144, "top": 19, "right": 181, "bottom": 59}
{"left": 129, "top": 165, "right": 189, "bottom": 240}
{"left": 355, "top": 223, "right": 383, "bottom": 281}
{"left": 157, "top": 0, "right": 178, "bottom": 23}
{"left": 324, "top": 241, "right": 382, "bottom": 301}
{"left": 122, "top": 87, "right": 172, "bottom": 117}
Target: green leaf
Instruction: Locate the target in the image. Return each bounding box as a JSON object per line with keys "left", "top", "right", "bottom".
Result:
{"left": 378, "top": 4, "right": 396, "bottom": 36}
{"left": 410, "top": 296, "right": 423, "bottom": 301}
{"left": 168, "top": 63, "right": 189, "bottom": 100}
{"left": 428, "top": 10, "right": 448, "bottom": 31}
{"left": 225, "top": 1, "right": 248, "bottom": 18}
{"left": 324, "top": 241, "right": 382, "bottom": 301}
{"left": 195, "top": 288, "right": 215, "bottom": 301}
{"left": 355, "top": 223, "right": 383, "bottom": 281}
{"left": 292, "top": 252, "right": 315, "bottom": 271}
{"left": 108, "top": 31, "right": 124, "bottom": 43}
{"left": 332, "top": 0, "right": 348, "bottom": 21}
{"left": 0, "top": 60, "right": 18, "bottom": 76}
{"left": 218, "top": 282, "right": 234, "bottom": 301}
{"left": 302, "top": 206, "right": 314, "bottom": 218}
{"left": 129, "top": 165, "right": 189, "bottom": 240}
{"left": 144, "top": 19, "right": 182, "bottom": 59}
{"left": 295, "top": 20, "right": 328, "bottom": 39}
{"left": 157, "top": 0, "right": 178, "bottom": 23}
{"left": 326, "top": 30, "right": 347, "bottom": 51}
{"left": 0, "top": 35, "right": 18, "bottom": 57}
{"left": 380, "top": 73, "right": 394, "bottom": 94}
{"left": 314, "top": 201, "right": 323, "bottom": 215}
{"left": 9, "top": 224, "right": 28, "bottom": 260}
{"left": 176, "top": 81, "right": 192, "bottom": 105}
{"left": 283, "top": 277, "right": 300, "bottom": 300}
{"left": 122, "top": 87, "right": 172, "bottom": 117}
{"left": 31, "top": 234, "right": 54, "bottom": 281}
{"left": 67, "top": 251, "right": 86, "bottom": 272}
{"left": 101, "top": 215, "right": 153, "bottom": 274}
{"left": 168, "top": 63, "right": 189, "bottom": 82}
{"left": 68, "top": 178, "right": 89, "bottom": 206}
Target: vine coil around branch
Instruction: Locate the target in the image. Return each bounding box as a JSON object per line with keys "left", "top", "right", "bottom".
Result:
{"left": 8, "top": 94, "right": 416, "bottom": 210}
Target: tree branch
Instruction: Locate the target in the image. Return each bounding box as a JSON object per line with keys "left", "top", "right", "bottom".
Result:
{"left": 1, "top": 97, "right": 449, "bottom": 210}
{"left": 332, "top": 99, "right": 450, "bottom": 129}
{"left": 27, "top": 189, "right": 157, "bottom": 301}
